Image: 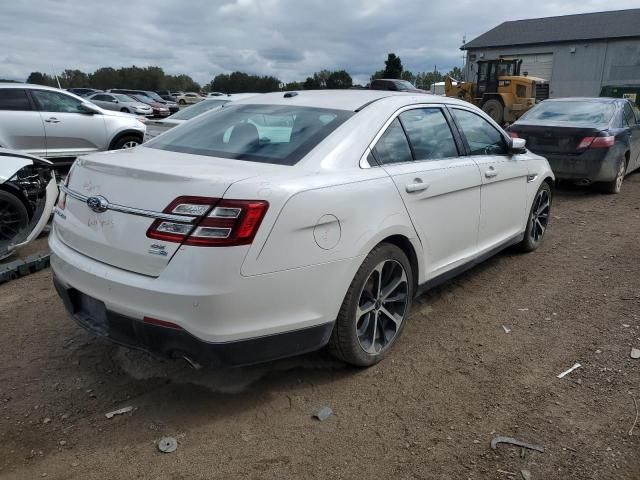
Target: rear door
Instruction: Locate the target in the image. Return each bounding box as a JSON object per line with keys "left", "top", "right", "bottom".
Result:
{"left": 623, "top": 101, "right": 640, "bottom": 169}
{"left": 375, "top": 106, "right": 482, "bottom": 277}
{"left": 450, "top": 107, "right": 528, "bottom": 251}
{"left": 0, "top": 88, "right": 47, "bottom": 157}
{"left": 31, "top": 89, "right": 108, "bottom": 158}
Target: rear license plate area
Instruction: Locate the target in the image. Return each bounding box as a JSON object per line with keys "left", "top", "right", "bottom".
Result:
{"left": 70, "top": 291, "right": 109, "bottom": 336}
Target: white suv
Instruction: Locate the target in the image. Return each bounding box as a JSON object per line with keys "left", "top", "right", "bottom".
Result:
{"left": 0, "top": 84, "right": 146, "bottom": 166}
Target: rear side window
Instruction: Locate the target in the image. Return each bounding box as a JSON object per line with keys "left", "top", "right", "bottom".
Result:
{"left": 399, "top": 108, "right": 459, "bottom": 160}
{"left": 451, "top": 108, "right": 507, "bottom": 155}
{"left": 31, "top": 90, "right": 84, "bottom": 113}
{"left": 623, "top": 103, "right": 637, "bottom": 126}
{"left": 372, "top": 118, "right": 413, "bottom": 165}
{"left": 147, "top": 104, "right": 353, "bottom": 166}
{"left": 0, "top": 89, "right": 31, "bottom": 111}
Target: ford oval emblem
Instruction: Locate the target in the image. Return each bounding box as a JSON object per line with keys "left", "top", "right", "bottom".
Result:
{"left": 86, "top": 195, "right": 109, "bottom": 213}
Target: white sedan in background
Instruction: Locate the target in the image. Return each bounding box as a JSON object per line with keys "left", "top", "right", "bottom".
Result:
{"left": 175, "top": 92, "right": 205, "bottom": 105}
{"left": 50, "top": 90, "right": 553, "bottom": 367}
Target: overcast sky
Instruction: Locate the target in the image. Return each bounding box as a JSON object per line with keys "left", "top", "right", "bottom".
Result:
{"left": 2, "top": 0, "right": 638, "bottom": 85}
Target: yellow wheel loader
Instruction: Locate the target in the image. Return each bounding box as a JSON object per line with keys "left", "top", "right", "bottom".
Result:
{"left": 445, "top": 59, "right": 549, "bottom": 124}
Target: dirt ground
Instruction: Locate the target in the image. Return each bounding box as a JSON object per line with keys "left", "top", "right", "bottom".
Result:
{"left": 1, "top": 175, "right": 639, "bottom": 480}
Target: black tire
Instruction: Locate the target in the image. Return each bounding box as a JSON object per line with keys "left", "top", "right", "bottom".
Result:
{"left": 518, "top": 182, "right": 552, "bottom": 252}
{"left": 482, "top": 99, "right": 504, "bottom": 124}
{"left": 178, "top": 99, "right": 186, "bottom": 105}
{"left": 111, "top": 135, "right": 141, "bottom": 150}
{"left": 0, "top": 190, "right": 30, "bottom": 247}
{"left": 600, "top": 157, "right": 627, "bottom": 194}
{"left": 120, "top": 107, "right": 130, "bottom": 113}
{"left": 328, "top": 243, "right": 414, "bottom": 367}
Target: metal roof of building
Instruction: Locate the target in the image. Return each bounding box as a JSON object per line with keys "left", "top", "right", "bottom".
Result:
{"left": 463, "top": 9, "right": 640, "bottom": 50}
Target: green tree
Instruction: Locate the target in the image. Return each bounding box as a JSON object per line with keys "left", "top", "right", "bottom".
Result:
{"left": 383, "top": 53, "right": 403, "bottom": 79}
{"left": 446, "top": 67, "right": 463, "bottom": 80}
{"left": 60, "top": 69, "right": 90, "bottom": 88}
{"left": 326, "top": 70, "right": 353, "bottom": 89}
{"left": 26, "top": 72, "right": 56, "bottom": 86}
{"left": 401, "top": 70, "right": 416, "bottom": 85}
{"left": 207, "top": 72, "right": 281, "bottom": 93}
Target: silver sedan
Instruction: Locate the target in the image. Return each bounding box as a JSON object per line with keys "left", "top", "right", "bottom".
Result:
{"left": 87, "top": 93, "right": 153, "bottom": 116}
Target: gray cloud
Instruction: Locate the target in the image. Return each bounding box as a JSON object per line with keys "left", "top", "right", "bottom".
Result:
{"left": 2, "top": 0, "right": 638, "bottom": 85}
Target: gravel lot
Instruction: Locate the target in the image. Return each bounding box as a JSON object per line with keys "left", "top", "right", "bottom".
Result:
{"left": 1, "top": 175, "right": 639, "bottom": 479}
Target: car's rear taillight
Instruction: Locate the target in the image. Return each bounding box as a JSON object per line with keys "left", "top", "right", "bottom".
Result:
{"left": 146, "top": 196, "right": 268, "bottom": 247}
{"left": 577, "top": 135, "right": 615, "bottom": 149}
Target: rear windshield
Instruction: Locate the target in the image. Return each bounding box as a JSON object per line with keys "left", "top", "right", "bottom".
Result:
{"left": 169, "top": 99, "right": 229, "bottom": 120}
{"left": 521, "top": 101, "right": 616, "bottom": 125}
{"left": 146, "top": 104, "right": 353, "bottom": 165}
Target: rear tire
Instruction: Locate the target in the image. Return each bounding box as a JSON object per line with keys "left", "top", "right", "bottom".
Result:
{"left": 178, "top": 99, "right": 186, "bottom": 105}
{"left": 518, "top": 182, "right": 552, "bottom": 252}
{"left": 328, "top": 243, "right": 414, "bottom": 367}
{"left": 0, "top": 190, "right": 30, "bottom": 248}
{"left": 482, "top": 99, "right": 505, "bottom": 125}
{"left": 120, "top": 107, "right": 130, "bottom": 113}
{"left": 111, "top": 135, "right": 141, "bottom": 150}
{"left": 600, "top": 157, "right": 626, "bottom": 194}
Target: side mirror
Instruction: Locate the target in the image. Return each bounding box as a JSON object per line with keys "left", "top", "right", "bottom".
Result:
{"left": 510, "top": 137, "right": 527, "bottom": 154}
{"left": 78, "top": 103, "right": 100, "bottom": 115}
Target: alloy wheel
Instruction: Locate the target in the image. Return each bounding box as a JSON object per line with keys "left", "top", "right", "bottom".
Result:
{"left": 355, "top": 259, "right": 409, "bottom": 354}
{"left": 529, "top": 188, "right": 550, "bottom": 243}
{"left": 121, "top": 140, "right": 139, "bottom": 149}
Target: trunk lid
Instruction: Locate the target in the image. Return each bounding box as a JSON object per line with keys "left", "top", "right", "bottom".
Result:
{"left": 55, "top": 147, "right": 278, "bottom": 276}
{"left": 511, "top": 122, "right": 605, "bottom": 155}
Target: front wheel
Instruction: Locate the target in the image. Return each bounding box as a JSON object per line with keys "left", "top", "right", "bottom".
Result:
{"left": 518, "top": 182, "right": 551, "bottom": 252}
{"left": 111, "top": 135, "right": 141, "bottom": 150}
{"left": 0, "top": 190, "right": 29, "bottom": 250}
{"left": 178, "top": 99, "right": 186, "bottom": 105}
{"left": 120, "top": 107, "right": 130, "bottom": 113}
{"left": 482, "top": 99, "right": 505, "bottom": 124}
{"left": 328, "top": 243, "right": 413, "bottom": 367}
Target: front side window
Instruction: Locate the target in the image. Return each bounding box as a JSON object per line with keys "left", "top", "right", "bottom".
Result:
{"left": 399, "top": 108, "right": 459, "bottom": 160}
{"left": 147, "top": 104, "right": 352, "bottom": 166}
{"left": 372, "top": 118, "right": 413, "bottom": 165}
{"left": 0, "top": 89, "right": 31, "bottom": 111}
{"left": 31, "top": 90, "right": 84, "bottom": 113}
{"left": 451, "top": 108, "right": 507, "bottom": 155}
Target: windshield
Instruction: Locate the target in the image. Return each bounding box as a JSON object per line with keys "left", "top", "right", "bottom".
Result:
{"left": 170, "top": 100, "right": 229, "bottom": 120}
{"left": 147, "top": 104, "right": 353, "bottom": 165}
{"left": 132, "top": 95, "right": 154, "bottom": 104}
{"left": 145, "top": 91, "right": 165, "bottom": 102}
{"left": 114, "top": 94, "right": 134, "bottom": 102}
{"left": 521, "top": 101, "right": 616, "bottom": 125}
{"left": 395, "top": 80, "right": 417, "bottom": 91}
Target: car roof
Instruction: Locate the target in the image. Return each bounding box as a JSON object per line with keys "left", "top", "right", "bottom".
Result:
{"left": 230, "top": 90, "right": 447, "bottom": 111}
{"left": 541, "top": 97, "right": 622, "bottom": 103}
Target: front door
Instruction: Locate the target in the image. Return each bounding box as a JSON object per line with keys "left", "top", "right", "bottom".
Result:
{"left": 30, "top": 89, "right": 107, "bottom": 158}
{"left": 373, "top": 107, "right": 482, "bottom": 278}
{"left": 449, "top": 107, "right": 529, "bottom": 252}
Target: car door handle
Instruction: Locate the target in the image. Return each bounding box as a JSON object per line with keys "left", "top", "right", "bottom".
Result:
{"left": 405, "top": 179, "right": 429, "bottom": 193}
{"left": 484, "top": 167, "right": 498, "bottom": 178}
{"left": 45, "top": 117, "right": 60, "bottom": 123}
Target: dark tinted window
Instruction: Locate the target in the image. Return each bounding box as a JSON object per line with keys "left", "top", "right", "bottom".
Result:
{"left": 148, "top": 104, "right": 352, "bottom": 166}
{"left": 92, "top": 94, "right": 110, "bottom": 101}
{"left": 372, "top": 118, "right": 413, "bottom": 164}
{"left": 521, "top": 100, "right": 616, "bottom": 125}
{"left": 452, "top": 108, "right": 507, "bottom": 155}
{"left": 623, "top": 102, "right": 637, "bottom": 126}
{"left": 399, "top": 108, "right": 458, "bottom": 160}
{"left": 31, "top": 90, "right": 84, "bottom": 113}
{"left": 0, "top": 89, "right": 31, "bottom": 111}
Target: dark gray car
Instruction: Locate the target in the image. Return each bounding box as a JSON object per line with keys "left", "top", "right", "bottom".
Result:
{"left": 508, "top": 98, "right": 640, "bottom": 193}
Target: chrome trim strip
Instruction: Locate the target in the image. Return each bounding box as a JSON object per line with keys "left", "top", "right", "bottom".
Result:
{"left": 59, "top": 185, "right": 195, "bottom": 223}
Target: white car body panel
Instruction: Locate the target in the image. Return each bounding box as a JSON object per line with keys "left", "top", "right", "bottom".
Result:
{"left": 49, "top": 90, "right": 554, "bottom": 360}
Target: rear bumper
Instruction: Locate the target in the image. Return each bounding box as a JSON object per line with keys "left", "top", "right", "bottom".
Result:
{"left": 534, "top": 149, "right": 619, "bottom": 182}
{"left": 53, "top": 275, "right": 333, "bottom": 366}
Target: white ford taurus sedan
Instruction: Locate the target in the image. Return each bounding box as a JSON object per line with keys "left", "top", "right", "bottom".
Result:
{"left": 50, "top": 90, "right": 554, "bottom": 367}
